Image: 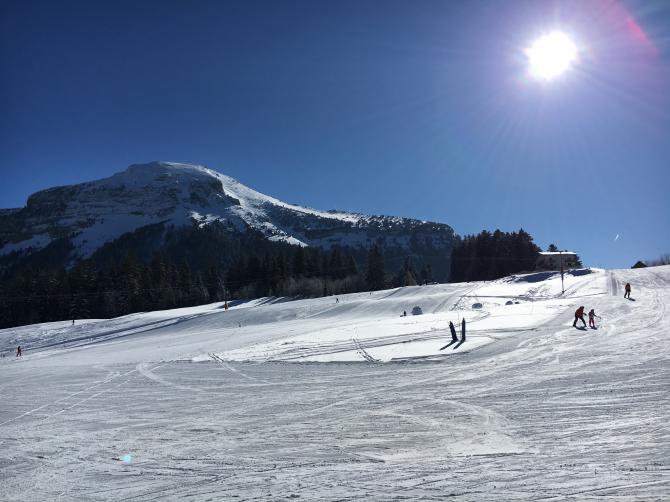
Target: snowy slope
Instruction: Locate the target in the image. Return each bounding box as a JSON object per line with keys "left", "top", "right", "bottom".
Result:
{"left": 0, "top": 268, "right": 603, "bottom": 364}
{"left": 1, "top": 266, "right": 668, "bottom": 500}
{"left": 0, "top": 161, "right": 455, "bottom": 258}
{"left": 0, "top": 267, "right": 658, "bottom": 365}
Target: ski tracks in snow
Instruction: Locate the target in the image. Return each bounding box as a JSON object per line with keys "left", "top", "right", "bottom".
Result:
{"left": 2, "top": 267, "right": 669, "bottom": 500}
{"left": 0, "top": 367, "right": 126, "bottom": 427}
{"left": 353, "top": 338, "right": 380, "bottom": 363}
{"left": 208, "top": 353, "right": 270, "bottom": 383}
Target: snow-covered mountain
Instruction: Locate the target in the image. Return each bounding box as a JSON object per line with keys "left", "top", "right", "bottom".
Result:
{"left": 0, "top": 161, "right": 455, "bottom": 261}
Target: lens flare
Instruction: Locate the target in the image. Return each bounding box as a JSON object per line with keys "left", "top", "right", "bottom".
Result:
{"left": 526, "top": 31, "right": 578, "bottom": 80}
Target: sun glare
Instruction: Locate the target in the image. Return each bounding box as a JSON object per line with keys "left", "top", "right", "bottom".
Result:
{"left": 526, "top": 31, "right": 577, "bottom": 80}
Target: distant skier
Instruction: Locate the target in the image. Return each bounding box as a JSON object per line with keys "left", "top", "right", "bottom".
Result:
{"left": 588, "top": 309, "right": 600, "bottom": 329}
{"left": 16, "top": 346, "right": 22, "bottom": 357}
{"left": 573, "top": 306, "right": 587, "bottom": 328}
{"left": 624, "top": 283, "right": 631, "bottom": 299}
{"left": 335, "top": 297, "right": 339, "bottom": 304}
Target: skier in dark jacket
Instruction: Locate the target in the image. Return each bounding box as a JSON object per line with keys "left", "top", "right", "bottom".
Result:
{"left": 461, "top": 318, "right": 466, "bottom": 342}
{"left": 573, "top": 306, "right": 587, "bottom": 327}
{"left": 16, "top": 346, "right": 22, "bottom": 357}
{"left": 624, "top": 283, "right": 631, "bottom": 299}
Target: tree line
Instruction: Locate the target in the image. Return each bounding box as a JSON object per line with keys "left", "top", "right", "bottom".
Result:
{"left": 449, "top": 229, "right": 542, "bottom": 282}
{"left": 0, "top": 224, "right": 561, "bottom": 329}
{"left": 0, "top": 223, "right": 435, "bottom": 329}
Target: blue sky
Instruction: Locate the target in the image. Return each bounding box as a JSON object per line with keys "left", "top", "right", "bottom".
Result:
{"left": 1, "top": 0, "right": 669, "bottom": 268}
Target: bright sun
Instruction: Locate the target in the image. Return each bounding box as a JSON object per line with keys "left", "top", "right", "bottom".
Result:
{"left": 526, "top": 31, "right": 577, "bottom": 80}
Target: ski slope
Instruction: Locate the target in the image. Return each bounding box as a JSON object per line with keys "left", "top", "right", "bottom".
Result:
{"left": 0, "top": 268, "right": 605, "bottom": 365}
{"left": 1, "top": 266, "right": 669, "bottom": 500}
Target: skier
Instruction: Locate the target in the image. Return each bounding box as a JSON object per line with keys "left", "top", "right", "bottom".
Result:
{"left": 335, "top": 297, "right": 339, "bottom": 304}
{"left": 16, "top": 346, "right": 22, "bottom": 357}
{"left": 624, "top": 283, "right": 631, "bottom": 299}
{"left": 573, "top": 306, "right": 587, "bottom": 328}
{"left": 588, "top": 309, "right": 600, "bottom": 329}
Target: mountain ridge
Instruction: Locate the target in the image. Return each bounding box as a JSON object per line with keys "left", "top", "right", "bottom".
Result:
{"left": 0, "top": 161, "right": 455, "bottom": 263}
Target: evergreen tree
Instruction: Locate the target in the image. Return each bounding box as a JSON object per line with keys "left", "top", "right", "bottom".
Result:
{"left": 365, "top": 245, "right": 386, "bottom": 291}
{"left": 329, "top": 248, "right": 345, "bottom": 279}
{"left": 344, "top": 253, "right": 358, "bottom": 277}
{"left": 450, "top": 229, "right": 541, "bottom": 282}
{"left": 292, "top": 246, "right": 305, "bottom": 277}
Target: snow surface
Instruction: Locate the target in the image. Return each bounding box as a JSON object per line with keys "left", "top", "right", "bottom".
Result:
{"left": 1, "top": 266, "right": 669, "bottom": 500}
{"left": 0, "top": 234, "right": 52, "bottom": 256}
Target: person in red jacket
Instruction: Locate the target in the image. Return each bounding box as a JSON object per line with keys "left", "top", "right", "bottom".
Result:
{"left": 573, "top": 306, "right": 587, "bottom": 328}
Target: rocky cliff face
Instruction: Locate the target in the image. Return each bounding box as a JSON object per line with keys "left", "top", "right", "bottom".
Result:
{"left": 1, "top": 161, "right": 455, "bottom": 267}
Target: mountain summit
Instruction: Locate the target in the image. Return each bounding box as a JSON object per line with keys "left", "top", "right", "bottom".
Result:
{"left": 0, "top": 161, "right": 455, "bottom": 273}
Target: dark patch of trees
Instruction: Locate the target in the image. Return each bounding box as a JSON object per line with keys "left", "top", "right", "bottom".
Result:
{"left": 365, "top": 245, "right": 386, "bottom": 291}
{"left": 449, "top": 229, "right": 541, "bottom": 282}
{"left": 647, "top": 253, "right": 670, "bottom": 267}
{"left": 0, "top": 222, "right": 445, "bottom": 329}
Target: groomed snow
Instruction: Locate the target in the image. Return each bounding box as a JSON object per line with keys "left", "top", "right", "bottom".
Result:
{"left": 1, "top": 266, "right": 669, "bottom": 500}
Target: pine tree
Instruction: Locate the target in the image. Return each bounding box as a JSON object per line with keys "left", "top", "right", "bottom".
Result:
{"left": 344, "top": 253, "right": 358, "bottom": 277}
{"left": 329, "top": 248, "right": 344, "bottom": 279}
{"left": 292, "top": 246, "right": 305, "bottom": 277}
{"left": 365, "top": 245, "right": 386, "bottom": 291}
{"left": 450, "top": 229, "right": 541, "bottom": 282}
